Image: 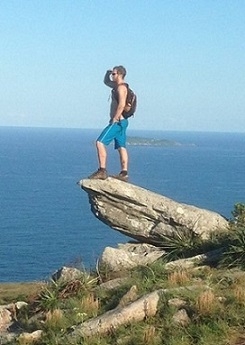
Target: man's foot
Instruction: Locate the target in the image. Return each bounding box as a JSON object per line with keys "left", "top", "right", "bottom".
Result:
{"left": 112, "top": 170, "right": 129, "bottom": 182}
{"left": 88, "top": 168, "right": 108, "bottom": 180}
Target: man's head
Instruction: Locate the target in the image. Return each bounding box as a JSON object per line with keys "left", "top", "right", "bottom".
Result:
{"left": 112, "top": 65, "right": 127, "bottom": 79}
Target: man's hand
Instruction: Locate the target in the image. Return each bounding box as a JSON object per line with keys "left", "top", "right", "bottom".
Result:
{"left": 110, "top": 116, "right": 120, "bottom": 124}
{"left": 104, "top": 70, "right": 115, "bottom": 88}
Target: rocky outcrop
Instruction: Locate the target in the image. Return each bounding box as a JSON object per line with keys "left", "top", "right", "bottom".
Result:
{"left": 164, "top": 248, "right": 224, "bottom": 270}
{"left": 0, "top": 302, "right": 28, "bottom": 344}
{"left": 52, "top": 266, "right": 84, "bottom": 283}
{"left": 0, "top": 307, "right": 12, "bottom": 333}
{"left": 101, "top": 243, "right": 165, "bottom": 271}
{"left": 79, "top": 178, "right": 228, "bottom": 245}
{"left": 70, "top": 284, "right": 207, "bottom": 338}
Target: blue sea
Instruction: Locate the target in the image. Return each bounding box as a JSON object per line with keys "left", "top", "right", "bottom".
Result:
{"left": 0, "top": 127, "right": 244, "bottom": 282}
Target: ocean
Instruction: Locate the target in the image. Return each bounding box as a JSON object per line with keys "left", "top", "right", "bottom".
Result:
{"left": 0, "top": 127, "right": 244, "bottom": 282}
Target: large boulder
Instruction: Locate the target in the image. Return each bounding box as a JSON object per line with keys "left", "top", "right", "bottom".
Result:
{"left": 52, "top": 266, "right": 83, "bottom": 283}
{"left": 79, "top": 178, "right": 228, "bottom": 245}
{"left": 0, "top": 307, "right": 12, "bottom": 332}
{"left": 0, "top": 302, "right": 28, "bottom": 344}
{"left": 101, "top": 242, "right": 165, "bottom": 271}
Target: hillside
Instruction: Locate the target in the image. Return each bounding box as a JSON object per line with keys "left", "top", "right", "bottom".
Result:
{"left": 0, "top": 183, "right": 244, "bottom": 345}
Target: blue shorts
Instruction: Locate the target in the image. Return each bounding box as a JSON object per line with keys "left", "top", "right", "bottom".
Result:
{"left": 97, "top": 119, "right": 128, "bottom": 149}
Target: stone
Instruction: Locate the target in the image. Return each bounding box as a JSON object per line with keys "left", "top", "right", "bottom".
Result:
{"left": 0, "top": 303, "right": 15, "bottom": 310}
{"left": 71, "top": 289, "right": 161, "bottom": 338}
{"left": 99, "top": 278, "right": 128, "bottom": 290}
{"left": 118, "top": 285, "right": 138, "bottom": 307}
{"left": 18, "top": 330, "right": 43, "bottom": 343}
{"left": 172, "top": 308, "right": 191, "bottom": 326}
{"left": 0, "top": 302, "right": 29, "bottom": 342}
{"left": 15, "top": 301, "right": 28, "bottom": 310}
{"left": 70, "top": 285, "right": 205, "bottom": 338}
{"left": 79, "top": 178, "right": 228, "bottom": 245}
{"left": 165, "top": 248, "right": 223, "bottom": 270}
{"left": 0, "top": 333, "right": 17, "bottom": 344}
{"left": 100, "top": 242, "right": 165, "bottom": 271}
{"left": 0, "top": 308, "right": 12, "bottom": 332}
{"left": 168, "top": 298, "right": 187, "bottom": 308}
{"left": 52, "top": 266, "right": 83, "bottom": 282}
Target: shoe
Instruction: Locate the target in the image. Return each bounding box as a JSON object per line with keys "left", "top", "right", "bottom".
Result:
{"left": 112, "top": 171, "right": 129, "bottom": 182}
{"left": 88, "top": 169, "right": 108, "bottom": 180}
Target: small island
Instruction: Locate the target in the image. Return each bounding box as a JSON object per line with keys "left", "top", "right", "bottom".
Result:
{"left": 127, "top": 136, "right": 182, "bottom": 147}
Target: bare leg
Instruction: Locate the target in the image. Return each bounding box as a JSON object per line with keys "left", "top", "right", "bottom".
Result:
{"left": 118, "top": 147, "right": 128, "bottom": 171}
{"left": 96, "top": 141, "right": 107, "bottom": 169}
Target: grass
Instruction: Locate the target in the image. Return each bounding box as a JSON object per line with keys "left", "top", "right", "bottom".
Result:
{"left": 0, "top": 281, "right": 43, "bottom": 304}
{"left": 3, "top": 203, "right": 245, "bottom": 345}
{"left": 167, "top": 269, "right": 191, "bottom": 286}
{"left": 7, "top": 265, "right": 245, "bottom": 345}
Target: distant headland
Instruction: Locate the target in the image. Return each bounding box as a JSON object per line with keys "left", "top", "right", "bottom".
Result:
{"left": 127, "top": 136, "right": 195, "bottom": 147}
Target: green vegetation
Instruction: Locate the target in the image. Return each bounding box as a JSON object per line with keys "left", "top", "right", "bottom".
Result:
{"left": 221, "top": 203, "right": 245, "bottom": 269}
{"left": 2, "top": 203, "right": 245, "bottom": 345}
{"left": 0, "top": 282, "right": 43, "bottom": 304}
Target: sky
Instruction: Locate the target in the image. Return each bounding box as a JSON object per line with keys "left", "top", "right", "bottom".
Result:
{"left": 1, "top": 0, "right": 245, "bottom": 132}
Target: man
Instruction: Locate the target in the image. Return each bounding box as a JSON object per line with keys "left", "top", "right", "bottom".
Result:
{"left": 88, "top": 65, "right": 129, "bottom": 182}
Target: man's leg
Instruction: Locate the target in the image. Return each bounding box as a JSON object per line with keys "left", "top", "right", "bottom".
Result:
{"left": 118, "top": 147, "right": 128, "bottom": 171}
{"left": 112, "top": 146, "right": 129, "bottom": 181}
{"left": 88, "top": 123, "right": 119, "bottom": 180}
{"left": 113, "top": 119, "right": 129, "bottom": 181}
{"left": 87, "top": 141, "right": 107, "bottom": 179}
{"left": 96, "top": 141, "right": 107, "bottom": 169}
{"left": 88, "top": 141, "right": 107, "bottom": 179}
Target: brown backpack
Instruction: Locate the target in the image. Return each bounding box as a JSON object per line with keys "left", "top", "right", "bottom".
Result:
{"left": 112, "top": 83, "right": 137, "bottom": 119}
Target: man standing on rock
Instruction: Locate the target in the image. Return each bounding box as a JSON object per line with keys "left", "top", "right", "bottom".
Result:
{"left": 88, "top": 66, "right": 129, "bottom": 182}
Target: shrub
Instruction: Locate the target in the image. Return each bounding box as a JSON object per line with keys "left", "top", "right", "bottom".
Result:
{"left": 221, "top": 203, "right": 245, "bottom": 269}
{"left": 159, "top": 227, "right": 203, "bottom": 260}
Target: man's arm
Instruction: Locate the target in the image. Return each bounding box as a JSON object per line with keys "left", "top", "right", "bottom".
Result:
{"left": 111, "top": 84, "right": 127, "bottom": 123}
{"left": 104, "top": 70, "right": 116, "bottom": 88}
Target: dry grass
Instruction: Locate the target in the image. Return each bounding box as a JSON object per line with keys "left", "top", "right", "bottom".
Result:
{"left": 232, "top": 285, "right": 245, "bottom": 305}
{"left": 196, "top": 289, "right": 216, "bottom": 315}
{"left": 0, "top": 282, "right": 43, "bottom": 304}
{"left": 228, "top": 330, "right": 245, "bottom": 345}
{"left": 81, "top": 292, "right": 100, "bottom": 317}
{"left": 167, "top": 270, "right": 191, "bottom": 286}
{"left": 45, "top": 308, "right": 68, "bottom": 331}
{"left": 45, "top": 308, "right": 64, "bottom": 322}
{"left": 143, "top": 325, "right": 156, "bottom": 344}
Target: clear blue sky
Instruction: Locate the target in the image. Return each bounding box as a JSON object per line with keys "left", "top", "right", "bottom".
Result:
{"left": 1, "top": 0, "right": 244, "bottom": 132}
